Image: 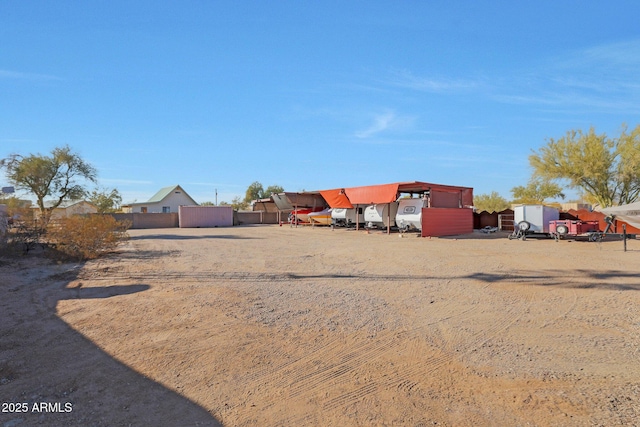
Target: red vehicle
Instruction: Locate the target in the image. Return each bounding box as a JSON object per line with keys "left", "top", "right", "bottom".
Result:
{"left": 288, "top": 207, "right": 325, "bottom": 224}
{"left": 549, "top": 220, "right": 600, "bottom": 240}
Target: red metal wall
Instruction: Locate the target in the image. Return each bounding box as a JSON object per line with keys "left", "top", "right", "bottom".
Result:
{"left": 430, "top": 190, "right": 462, "bottom": 208}
{"left": 564, "top": 209, "right": 640, "bottom": 234}
{"left": 421, "top": 208, "right": 474, "bottom": 237}
{"left": 179, "top": 206, "right": 234, "bottom": 228}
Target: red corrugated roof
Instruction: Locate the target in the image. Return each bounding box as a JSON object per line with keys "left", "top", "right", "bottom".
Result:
{"left": 319, "top": 182, "right": 473, "bottom": 207}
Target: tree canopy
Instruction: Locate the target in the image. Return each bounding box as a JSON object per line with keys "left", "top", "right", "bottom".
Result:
{"left": 244, "top": 181, "right": 284, "bottom": 204}
{"left": 219, "top": 196, "right": 248, "bottom": 210}
{"left": 264, "top": 184, "right": 284, "bottom": 196}
{"left": 510, "top": 179, "right": 564, "bottom": 205}
{"left": 244, "top": 181, "right": 264, "bottom": 203}
{"left": 87, "top": 187, "right": 122, "bottom": 213}
{"left": 529, "top": 125, "right": 640, "bottom": 207}
{"left": 473, "top": 191, "right": 510, "bottom": 213}
{"left": 1, "top": 145, "right": 97, "bottom": 224}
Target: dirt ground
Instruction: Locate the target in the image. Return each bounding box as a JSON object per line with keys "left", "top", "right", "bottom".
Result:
{"left": 1, "top": 225, "right": 639, "bottom": 426}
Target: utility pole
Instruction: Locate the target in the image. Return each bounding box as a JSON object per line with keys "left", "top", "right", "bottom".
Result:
{"left": 215, "top": 189, "right": 218, "bottom": 206}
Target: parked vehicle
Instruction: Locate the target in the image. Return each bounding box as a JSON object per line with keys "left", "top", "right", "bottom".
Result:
{"left": 288, "top": 206, "right": 325, "bottom": 224}
{"left": 509, "top": 205, "right": 559, "bottom": 240}
{"left": 549, "top": 219, "right": 600, "bottom": 240}
{"left": 308, "top": 208, "right": 332, "bottom": 225}
{"left": 395, "top": 198, "right": 428, "bottom": 232}
{"left": 364, "top": 203, "right": 399, "bottom": 229}
{"left": 331, "top": 207, "right": 364, "bottom": 227}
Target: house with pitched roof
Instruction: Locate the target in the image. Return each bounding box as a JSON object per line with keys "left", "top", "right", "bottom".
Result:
{"left": 32, "top": 200, "right": 98, "bottom": 220}
{"left": 123, "top": 185, "right": 198, "bottom": 213}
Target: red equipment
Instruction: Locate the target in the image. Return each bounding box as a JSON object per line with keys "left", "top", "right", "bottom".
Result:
{"left": 549, "top": 220, "right": 600, "bottom": 240}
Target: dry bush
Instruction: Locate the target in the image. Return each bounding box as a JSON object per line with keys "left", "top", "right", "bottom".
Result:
{"left": 0, "top": 218, "right": 45, "bottom": 256}
{"left": 48, "top": 215, "right": 130, "bottom": 260}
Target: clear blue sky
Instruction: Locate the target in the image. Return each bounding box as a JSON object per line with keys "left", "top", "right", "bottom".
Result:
{"left": 2, "top": 1, "right": 640, "bottom": 205}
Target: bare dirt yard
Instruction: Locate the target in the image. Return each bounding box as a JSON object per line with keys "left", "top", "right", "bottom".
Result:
{"left": 2, "top": 225, "right": 640, "bottom": 426}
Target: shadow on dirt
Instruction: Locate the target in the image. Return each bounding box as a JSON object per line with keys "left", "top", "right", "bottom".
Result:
{"left": 115, "top": 269, "right": 640, "bottom": 292}
{"left": 129, "top": 233, "right": 258, "bottom": 241}
{"left": 466, "top": 270, "right": 640, "bottom": 291}
{"left": 438, "top": 231, "right": 513, "bottom": 240}
{"left": 0, "top": 257, "right": 222, "bottom": 427}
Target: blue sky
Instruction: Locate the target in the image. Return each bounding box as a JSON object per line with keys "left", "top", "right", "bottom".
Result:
{"left": 2, "top": 1, "right": 640, "bottom": 205}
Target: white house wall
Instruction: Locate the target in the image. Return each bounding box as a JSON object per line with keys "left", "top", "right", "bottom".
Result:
{"left": 132, "top": 192, "right": 197, "bottom": 213}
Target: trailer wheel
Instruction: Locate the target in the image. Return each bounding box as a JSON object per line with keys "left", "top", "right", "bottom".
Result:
{"left": 556, "top": 224, "right": 569, "bottom": 235}
{"left": 517, "top": 221, "right": 531, "bottom": 231}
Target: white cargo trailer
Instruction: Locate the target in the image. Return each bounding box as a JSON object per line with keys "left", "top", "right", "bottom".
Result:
{"left": 364, "top": 203, "right": 399, "bottom": 228}
{"left": 331, "top": 207, "right": 364, "bottom": 227}
{"left": 511, "top": 205, "right": 559, "bottom": 238}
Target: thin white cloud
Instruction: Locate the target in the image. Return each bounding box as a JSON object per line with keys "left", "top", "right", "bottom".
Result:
{"left": 355, "top": 111, "right": 397, "bottom": 138}
{"left": 385, "top": 69, "right": 480, "bottom": 93}
{"left": 573, "top": 39, "right": 640, "bottom": 69}
{"left": 187, "top": 181, "right": 245, "bottom": 188}
{"left": 355, "top": 110, "right": 417, "bottom": 139}
{"left": 494, "top": 39, "right": 640, "bottom": 113}
{"left": 0, "top": 69, "right": 62, "bottom": 81}
{"left": 100, "top": 178, "right": 154, "bottom": 186}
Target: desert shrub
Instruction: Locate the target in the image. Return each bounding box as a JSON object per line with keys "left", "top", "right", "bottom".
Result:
{"left": 47, "top": 215, "right": 130, "bottom": 260}
{"left": 0, "top": 218, "right": 46, "bottom": 255}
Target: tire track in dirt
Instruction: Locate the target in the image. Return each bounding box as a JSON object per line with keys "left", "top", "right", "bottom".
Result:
{"left": 233, "top": 292, "right": 495, "bottom": 426}
{"left": 322, "top": 382, "right": 379, "bottom": 411}
{"left": 78, "top": 264, "right": 540, "bottom": 425}
{"left": 284, "top": 330, "right": 403, "bottom": 399}
{"left": 375, "top": 284, "right": 537, "bottom": 398}
{"left": 540, "top": 287, "right": 578, "bottom": 329}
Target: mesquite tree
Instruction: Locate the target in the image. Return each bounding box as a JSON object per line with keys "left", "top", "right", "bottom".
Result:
{"left": 529, "top": 125, "right": 640, "bottom": 207}
{"left": 1, "top": 145, "right": 97, "bottom": 226}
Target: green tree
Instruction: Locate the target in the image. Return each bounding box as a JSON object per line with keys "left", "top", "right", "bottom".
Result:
{"left": 245, "top": 181, "right": 264, "bottom": 203}
{"left": 529, "top": 125, "right": 640, "bottom": 207}
{"left": 220, "top": 196, "right": 248, "bottom": 210}
{"left": 264, "top": 185, "right": 284, "bottom": 196}
{"left": 244, "top": 181, "right": 284, "bottom": 204}
{"left": 1, "top": 145, "right": 97, "bottom": 225}
{"left": 473, "top": 191, "right": 510, "bottom": 213}
{"left": 87, "top": 187, "right": 122, "bottom": 213}
{"left": 511, "top": 179, "right": 564, "bottom": 204}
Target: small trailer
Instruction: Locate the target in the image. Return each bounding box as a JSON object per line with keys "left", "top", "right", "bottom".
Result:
{"left": 331, "top": 207, "right": 364, "bottom": 228}
{"left": 577, "top": 216, "right": 637, "bottom": 243}
{"left": 364, "top": 202, "right": 399, "bottom": 229}
{"left": 395, "top": 198, "right": 428, "bottom": 232}
{"left": 549, "top": 220, "right": 600, "bottom": 241}
{"left": 509, "top": 205, "right": 559, "bottom": 240}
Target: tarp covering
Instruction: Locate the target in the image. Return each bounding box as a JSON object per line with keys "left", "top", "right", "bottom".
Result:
{"left": 318, "top": 181, "right": 474, "bottom": 208}
{"left": 319, "top": 189, "right": 353, "bottom": 209}
{"left": 600, "top": 202, "right": 640, "bottom": 229}
{"left": 344, "top": 183, "right": 400, "bottom": 205}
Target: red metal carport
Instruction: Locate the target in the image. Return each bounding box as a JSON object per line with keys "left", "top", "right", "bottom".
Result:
{"left": 319, "top": 181, "right": 474, "bottom": 235}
